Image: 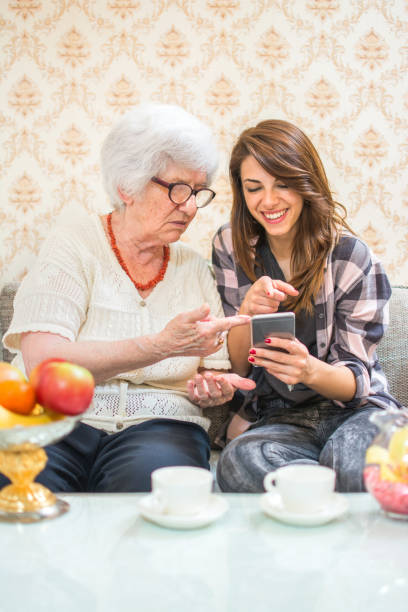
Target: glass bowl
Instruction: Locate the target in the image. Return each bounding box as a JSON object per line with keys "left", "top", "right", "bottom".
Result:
{"left": 364, "top": 408, "right": 408, "bottom": 520}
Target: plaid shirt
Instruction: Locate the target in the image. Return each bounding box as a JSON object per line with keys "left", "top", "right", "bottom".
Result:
{"left": 212, "top": 223, "right": 399, "bottom": 411}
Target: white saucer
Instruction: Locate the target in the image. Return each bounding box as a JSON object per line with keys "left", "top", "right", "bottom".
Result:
{"left": 138, "top": 494, "right": 229, "bottom": 529}
{"left": 260, "top": 492, "right": 349, "bottom": 526}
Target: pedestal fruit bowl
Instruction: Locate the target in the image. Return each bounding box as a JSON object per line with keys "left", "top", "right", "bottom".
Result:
{"left": 364, "top": 408, "right": 408, "bottom": 520}
{"left": 0, "top": 360, "right": 94, "bottom": 522}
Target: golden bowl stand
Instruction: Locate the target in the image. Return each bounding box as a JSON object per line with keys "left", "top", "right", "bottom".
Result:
{"left": 0, "top": 417, "right": 81, "bottom": 523}
{"left": 0, "top": 442, "right": 69, "bottom": 522}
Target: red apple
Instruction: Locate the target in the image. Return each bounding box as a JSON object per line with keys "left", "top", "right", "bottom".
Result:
{"left": 29, "top": 358, "right": 65, "bottom": 390}
{"left": 30, "top": 360, "right": 94, "bottom": 416}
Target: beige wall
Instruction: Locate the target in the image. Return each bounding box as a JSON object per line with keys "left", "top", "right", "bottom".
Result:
{"left": 1, "top": 0, "right": 407, "bottom": 288}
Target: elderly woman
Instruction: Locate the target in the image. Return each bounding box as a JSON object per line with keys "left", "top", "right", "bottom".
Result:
{"left": 2, "top": 103, "right": 254, "bottom": 493}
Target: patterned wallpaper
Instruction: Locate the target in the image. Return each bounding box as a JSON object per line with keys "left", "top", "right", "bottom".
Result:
{"left": 1, "top": 0, "right": 407, "bottom": 289}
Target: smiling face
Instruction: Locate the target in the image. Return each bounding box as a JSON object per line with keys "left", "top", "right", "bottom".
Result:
{"left": 240, "top": 155, "right": 304, "bottom": 248}
{"left": 123, "top": 161, "right": 208, "bottom": 246}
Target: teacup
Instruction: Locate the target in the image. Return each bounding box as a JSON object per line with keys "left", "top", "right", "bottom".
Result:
{"left": 263, "top": 464, "right": 336, "bottom": 514}
{"left": 150, "top": 466, "right": 213, "bottom": 516}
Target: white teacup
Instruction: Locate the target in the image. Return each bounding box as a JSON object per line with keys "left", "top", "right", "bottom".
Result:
{"left": 263, "top": 464, "right": 336, "bottom": 514}
{"left": 150, "top": 466, "right": 213, "bottom": 516}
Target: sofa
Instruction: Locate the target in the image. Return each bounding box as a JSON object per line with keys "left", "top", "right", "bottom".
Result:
{"left": 1, "top": 282, "right": 407, "bottom": 455}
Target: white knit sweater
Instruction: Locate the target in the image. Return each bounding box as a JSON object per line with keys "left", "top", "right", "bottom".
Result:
{"left": 4, "top": 212, "right": 231, "bottom": 433}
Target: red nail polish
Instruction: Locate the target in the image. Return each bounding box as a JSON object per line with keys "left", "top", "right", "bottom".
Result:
{"left": 249, "top": 349, "right": 256, "bottom": 355}
{"left": 264, "top": 338, "right": 271, "bottom": 344}
{"left": 248, "top": 356, "right": 255, "bottom": 362}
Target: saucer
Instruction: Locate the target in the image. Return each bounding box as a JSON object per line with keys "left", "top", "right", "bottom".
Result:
{"left": 138, "top": 494, "right": 229, "bottom": 529}
{"left": 260, "top": 492, "right": 349, "bottom": 526}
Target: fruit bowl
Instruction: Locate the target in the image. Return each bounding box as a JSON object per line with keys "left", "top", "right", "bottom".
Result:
{"left": 0, "top": 414, "right": 79, "bottom": 450}
{"left": 364, "top": 408, "right": 408, "bottom": 520}
{"left": 0, "top": 359, "right": 94, "bottom": 522}
{"left": 0, "top": 415, "right": 81, "bottom": 523}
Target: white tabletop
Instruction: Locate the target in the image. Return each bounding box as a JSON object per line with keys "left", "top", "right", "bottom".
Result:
{"left": 1, "top": 493, "right": 406, "bottom": 612}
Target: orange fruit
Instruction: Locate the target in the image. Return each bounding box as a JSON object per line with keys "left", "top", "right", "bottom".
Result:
{"left": 0, "top": 361, "right": 36, "bottom": 415}
{"left": 0, "top": 379, "right": 36, "bottom": 415}
{"left": 0, "top": 362, "right": 25, "bottom": 384}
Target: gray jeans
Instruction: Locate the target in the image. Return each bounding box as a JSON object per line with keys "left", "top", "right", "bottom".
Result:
{"left": 216, "top": 400, "right": 381, "bottom": 493}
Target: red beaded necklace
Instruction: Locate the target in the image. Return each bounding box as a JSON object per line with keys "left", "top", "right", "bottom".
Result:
{"left": 107, "top": 212, "right": 170, "bottom": 291}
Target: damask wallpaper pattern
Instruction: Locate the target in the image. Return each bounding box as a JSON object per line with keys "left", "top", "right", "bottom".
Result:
{"left": 0, "top": 0, "right": 407, "bottom": 287}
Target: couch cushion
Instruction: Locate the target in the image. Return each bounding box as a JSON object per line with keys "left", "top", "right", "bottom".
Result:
{"left": 0, "top": 282, "right": 19, "bottom": 363}
{"left": 376, "top": 286, "right": 408, "bottom": 409}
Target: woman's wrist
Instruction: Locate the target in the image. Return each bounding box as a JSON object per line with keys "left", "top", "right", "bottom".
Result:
{"left": 302, "top": 357, "right": 356, "bottom": 402}
{"left": 239, "top": 299, "right": 251, "bottom": 317}
{"left": 301, "top": 354, "right": 319, "bottom": 388}
{"left": 131, "top": 333, "right": 168, "bottom": 363}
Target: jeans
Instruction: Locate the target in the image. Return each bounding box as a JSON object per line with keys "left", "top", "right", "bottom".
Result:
{"left": 0, "top": 418, "right": 210, "bottom": 493}
{"left": 216, "top": 399, "right": 380, "bottom": 493}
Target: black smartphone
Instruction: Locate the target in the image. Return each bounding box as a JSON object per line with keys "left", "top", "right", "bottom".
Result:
{"left": 251, "top": 312, "right": 296, "bottom": 349}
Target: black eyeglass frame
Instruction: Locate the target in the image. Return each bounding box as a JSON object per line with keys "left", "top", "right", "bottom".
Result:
{"left": 151, "top": 176, "right": 216, "bottom": 208}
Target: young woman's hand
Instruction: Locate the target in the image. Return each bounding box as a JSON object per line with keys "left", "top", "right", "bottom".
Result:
{"left": 239, "top": 276, "right": 298, "bottom": 316}
{"left": 187, "top": 371, "right": 256, "bottom": 409}
{"left": 248, "top": 336, "right": 312, "bottom": 387}
{"left": 247, "top": 335, "right": 358, "bottom": 402}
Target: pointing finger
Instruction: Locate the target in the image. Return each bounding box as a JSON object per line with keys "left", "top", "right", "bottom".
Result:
{"left": 226, "top": 373, "right": 257, "bottom": 390}
{"left": 211, "top": 314, "right": 251, "bottom": 334}
{"left": 271, "top": 279, "right": 299, "bottom": 297}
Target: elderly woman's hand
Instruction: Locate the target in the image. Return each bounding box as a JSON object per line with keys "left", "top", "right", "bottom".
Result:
{"left": 162, "top": 303, "right": 250, "bottom": 358}
{"left": 239, "top": 276, "right": 298, "bottom": 317}
{"left": 187, "top": 371, "right": 256, "bottom": 409}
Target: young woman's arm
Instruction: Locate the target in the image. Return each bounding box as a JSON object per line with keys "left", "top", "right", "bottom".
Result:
{"left": 250, "top": 237, "right": 392, "bottom": 404}
{"left": 250, "top": 337, "right": 357, "bottom": 401}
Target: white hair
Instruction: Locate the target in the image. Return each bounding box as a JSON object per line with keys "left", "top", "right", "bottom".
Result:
{"left": 100, "top": 103, "right": 219, "bottom": 209}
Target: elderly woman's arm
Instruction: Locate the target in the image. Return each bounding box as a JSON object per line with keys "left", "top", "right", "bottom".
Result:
{"left": 20, "top": 304, "right": 250, "bottom": 384}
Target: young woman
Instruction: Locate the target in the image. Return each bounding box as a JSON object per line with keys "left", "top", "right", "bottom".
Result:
{"left": 212, "top": 119, "right": 399, "bottom": 493}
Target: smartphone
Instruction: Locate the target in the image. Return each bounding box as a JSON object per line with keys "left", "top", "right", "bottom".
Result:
{"left": 251, "top": 312, "right": 296, "bottom": 349}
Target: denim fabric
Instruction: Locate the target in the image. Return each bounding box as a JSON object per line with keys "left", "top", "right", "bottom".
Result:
{"left": 216, "top": 400, "right": 380, "bottom": 493}
{"left": 0, "top": 418, "right": 210, "bottom": 493}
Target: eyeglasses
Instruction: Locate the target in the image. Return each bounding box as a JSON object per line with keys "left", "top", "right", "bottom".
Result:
{"left": 151, "top": 177, "right": 216, "bottom": 208}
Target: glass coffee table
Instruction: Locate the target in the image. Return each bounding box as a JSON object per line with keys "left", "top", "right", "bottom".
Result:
{"left": 0, "top": 493, "right": 406, "bottom": 611}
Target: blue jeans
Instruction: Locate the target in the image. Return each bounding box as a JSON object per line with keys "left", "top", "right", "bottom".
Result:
{"left": 216, "top": 400, "right": 380, "bottom": 493}
{"left": 0, "top": 418, "right": 210, "bottom": 493}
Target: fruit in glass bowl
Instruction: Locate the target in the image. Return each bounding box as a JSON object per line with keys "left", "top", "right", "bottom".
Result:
{"left": 0, "top": 359, "right": 94, "bottom": 425}
{"left": 0, "top": 359, "right": 95, "bottom": 520}
{"left": 364, "top": 409, "right": 408, "bottom": 519}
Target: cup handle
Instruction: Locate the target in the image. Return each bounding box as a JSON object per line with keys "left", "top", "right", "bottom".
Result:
{"left": 150, "top": 491, "right": 166, "bottom": 514}
{"left": 263, "top": 471, "right": 278, "bottom": 492}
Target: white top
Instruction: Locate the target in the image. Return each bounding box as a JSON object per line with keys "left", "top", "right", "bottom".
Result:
{"left": 3, "top": 211, "right": 230, "bottom": 433}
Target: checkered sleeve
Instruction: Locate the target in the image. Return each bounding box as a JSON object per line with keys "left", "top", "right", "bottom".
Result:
{"left": 325, "top": 236, "right": 392, "bottom": 406}
{"left": 211, "top": 223, "right": 252, "bottom": 316}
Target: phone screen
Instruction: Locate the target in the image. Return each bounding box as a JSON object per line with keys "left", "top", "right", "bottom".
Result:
{"left": 251, "top": 312, "right": 295, "bottom": 349}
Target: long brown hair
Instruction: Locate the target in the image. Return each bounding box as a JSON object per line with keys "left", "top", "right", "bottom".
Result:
{"left": 230, "top": 120, "right": 353, "bottom": 313}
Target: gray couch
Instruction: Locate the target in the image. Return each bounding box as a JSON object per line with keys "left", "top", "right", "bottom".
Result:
{"left": 1, "top": 282, "right": 407, "bottom": 446}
